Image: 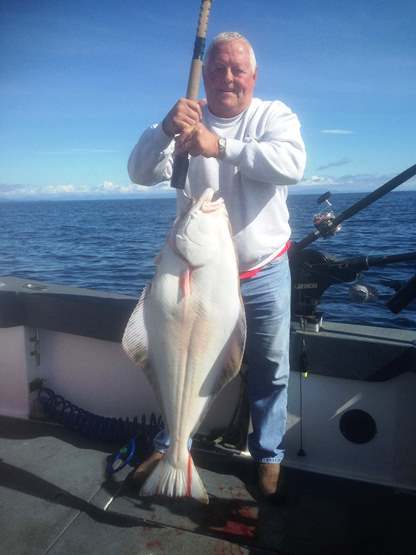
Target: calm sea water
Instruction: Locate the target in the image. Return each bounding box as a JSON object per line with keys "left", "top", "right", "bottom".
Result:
{"left": 1, "top": 190, "right": 415, "bottom": 330}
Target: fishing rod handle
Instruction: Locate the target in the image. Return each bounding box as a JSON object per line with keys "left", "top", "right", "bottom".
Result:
{"left": 171, "top": 154, "right": 190, "bottom": 190}
{"left": 171, "top": 0, "right": 213, "bottom": 189}
{"left": 186, "top": 0, "right": 212, "bottom": 99}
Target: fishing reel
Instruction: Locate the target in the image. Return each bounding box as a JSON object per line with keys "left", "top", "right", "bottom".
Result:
{"left": 312, "top": 192, "right": 342, "bottom": 237}
{"left": 290, "top": 247, "right": 416, "bottom": 329}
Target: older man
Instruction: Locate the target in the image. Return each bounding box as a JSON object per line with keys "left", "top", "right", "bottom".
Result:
{"left": 128, "top": 32, "right": 306, "bottom": 497}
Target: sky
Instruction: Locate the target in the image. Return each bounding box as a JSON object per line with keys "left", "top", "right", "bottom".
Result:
{"left": 1, "top": 0, "right": 415, "bottom": 200}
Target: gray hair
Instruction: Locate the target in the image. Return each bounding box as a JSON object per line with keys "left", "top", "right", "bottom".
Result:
{"left": 204, "top": 32, "right": 257, "bottom": 72}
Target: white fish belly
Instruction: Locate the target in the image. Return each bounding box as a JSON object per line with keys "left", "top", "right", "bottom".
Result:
{"left": 145, "top": 246, "right": 242, "bottom": 454}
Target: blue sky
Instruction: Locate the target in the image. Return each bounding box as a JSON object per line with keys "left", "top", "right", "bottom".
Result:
{"left": 1, "top": 0, "right": 415, "bottom": 200}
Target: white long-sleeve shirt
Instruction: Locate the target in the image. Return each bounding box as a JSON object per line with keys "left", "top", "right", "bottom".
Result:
{"left": 128, "top": 97, "right": 306, "bottom": 272}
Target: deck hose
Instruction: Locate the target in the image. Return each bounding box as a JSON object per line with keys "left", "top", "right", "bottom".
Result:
{"left": 37, "top": 387, "right": 164, "bottom": 474}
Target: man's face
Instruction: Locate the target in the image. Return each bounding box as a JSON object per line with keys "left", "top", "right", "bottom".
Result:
{"left": 203, "top": 39, "right": 257, "bottom": 118}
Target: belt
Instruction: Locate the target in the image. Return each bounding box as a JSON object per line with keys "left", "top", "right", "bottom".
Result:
{"left": 239, "top": 241, "right": 291, "bottom": 280}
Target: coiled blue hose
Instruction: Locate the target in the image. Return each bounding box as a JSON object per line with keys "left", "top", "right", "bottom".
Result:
{"left": 38, "top": 387, "right": 164, "bottom": 475}
{"left": 37, "top": 387, "right": 163, "bottom": 444}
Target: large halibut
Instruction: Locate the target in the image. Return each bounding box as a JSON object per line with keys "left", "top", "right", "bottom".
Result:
{"left": 122, "top": 188, "right": 246, "bottom": 503}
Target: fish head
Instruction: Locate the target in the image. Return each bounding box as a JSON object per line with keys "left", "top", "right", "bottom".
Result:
{"left": 173, "top": 188, "right": 228, "bottom": 267}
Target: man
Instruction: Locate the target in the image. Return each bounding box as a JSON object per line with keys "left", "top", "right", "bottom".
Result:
{"left": 128, "top": 32, "right": 306, "bottom": 497}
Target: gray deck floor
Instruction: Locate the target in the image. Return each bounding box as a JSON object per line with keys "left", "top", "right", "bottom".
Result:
{"left": 1, "top": 416, "right": 414, "bottom": 555}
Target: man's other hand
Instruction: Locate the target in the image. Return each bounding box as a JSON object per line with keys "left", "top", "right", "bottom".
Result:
{"left": 174, "top": 123, "right": 220, "bottom": 159}
{"left": 162, "top": 98, "right": 205, "bottom": 137}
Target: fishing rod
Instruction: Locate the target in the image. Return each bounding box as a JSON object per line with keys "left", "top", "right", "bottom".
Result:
{"left": 293, "top": 163, "right": 416, "bottom": 252}
{"left": 171, "top": 0, "right": 213, "bottom": 189}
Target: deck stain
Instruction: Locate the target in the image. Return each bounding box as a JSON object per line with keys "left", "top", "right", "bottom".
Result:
{"left": 211, "top": 519, "right": 256, "bottom": 539}
{"left": 145, "top": 538, "right": 163, "bottom": 550}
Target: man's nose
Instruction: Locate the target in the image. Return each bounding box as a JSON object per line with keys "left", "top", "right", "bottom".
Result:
{"left": 223, "top": 67, "right": 233, "bottom": 83}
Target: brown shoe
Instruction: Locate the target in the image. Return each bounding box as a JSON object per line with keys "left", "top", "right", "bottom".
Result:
{"left": 258, "top": 463, "right": 281, "bottom": 497}
{"left": 131, "top": 451, "right": 164, "bottom": 484}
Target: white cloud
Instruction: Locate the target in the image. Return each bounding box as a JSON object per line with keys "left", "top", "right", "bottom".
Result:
{"left": 320, "top": 129, "right": 354, "bottom": 135}
{"left": 2, "top": 172, "right": 415, "bottom": 201}
{"left": 96, "top": 181, "right": 173, "bottom": 195}
{"left": 101, "top": 181, "right": 118, "bottom": 192}
{"left": 295, "top": 172, "right": 416, "bottom": 194}
{"left": 45, "top": 184, "right": 77, "bottom": 195}
{"left": 300, "top": 175, "right": 336, "bottom": 186}
{"left": 0, "top": 180, "right": 175, "bottom": 200}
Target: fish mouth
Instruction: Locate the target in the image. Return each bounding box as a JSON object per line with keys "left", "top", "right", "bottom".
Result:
{"left": 201, "top": 198, "right": 224, "bottom": 213}
{"left": 199, "top": 188, "right": 215, "bottom": 203}
{"left": 197, "top": 189, "right": 224, "bottom": 213}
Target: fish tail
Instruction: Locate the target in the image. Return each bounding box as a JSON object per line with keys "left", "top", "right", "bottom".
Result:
{"left": 140, "top": 453, "right": 208, "bottom": 504}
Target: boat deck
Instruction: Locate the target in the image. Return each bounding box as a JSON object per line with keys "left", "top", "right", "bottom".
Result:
{"left": 1, "top": 416, "right": 414, "bottom": 555}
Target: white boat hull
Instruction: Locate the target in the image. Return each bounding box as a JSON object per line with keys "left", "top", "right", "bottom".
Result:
{"left": 1, "top": 277, "right": 415, "bottom": 491}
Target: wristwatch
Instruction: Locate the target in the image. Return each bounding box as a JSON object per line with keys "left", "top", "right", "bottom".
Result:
{"left": 218, "top": 136, "right": 226, "bottom": 160}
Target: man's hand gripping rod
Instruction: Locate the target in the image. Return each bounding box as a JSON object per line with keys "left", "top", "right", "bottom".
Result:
{"left": 171, "top": 0, "right": 213, "bottom": 190}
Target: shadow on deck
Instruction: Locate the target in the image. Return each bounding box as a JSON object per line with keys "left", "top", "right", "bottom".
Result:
{"left": 0, "top": 416, "right": 414, "bottom": 555}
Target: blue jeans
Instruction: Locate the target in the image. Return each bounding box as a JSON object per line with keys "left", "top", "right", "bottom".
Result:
{"left": 154, "top": 254, "right": 291, "bottom": 464}
{"left": 241, "top": 254, "right": 291, "bottom": 463}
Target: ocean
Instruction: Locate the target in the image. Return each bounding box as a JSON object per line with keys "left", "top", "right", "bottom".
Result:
{"left": 1, "top": 190, "right": 415, "bottom": 330}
